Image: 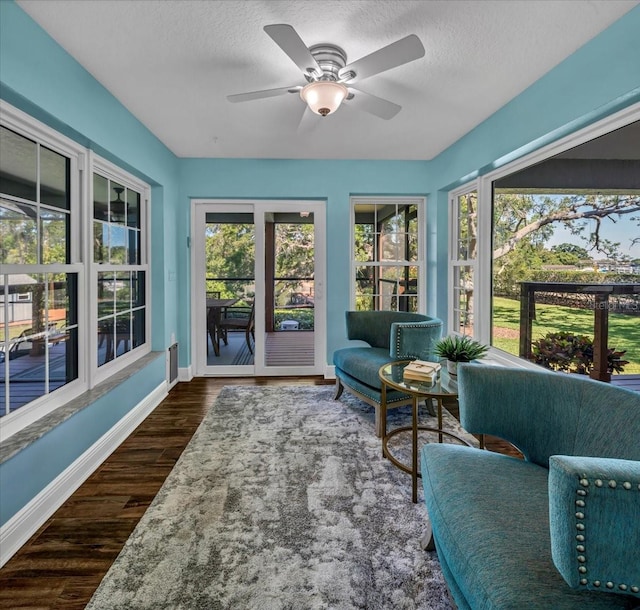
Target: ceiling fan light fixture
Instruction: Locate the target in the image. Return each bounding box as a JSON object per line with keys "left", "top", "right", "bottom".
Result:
{"left": 300, "top": 81, "right": 348, "bottom": 116}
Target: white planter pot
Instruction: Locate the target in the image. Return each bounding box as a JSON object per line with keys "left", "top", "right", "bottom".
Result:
{"left": 447, "top": 360, "right": 458, "bottom": 377}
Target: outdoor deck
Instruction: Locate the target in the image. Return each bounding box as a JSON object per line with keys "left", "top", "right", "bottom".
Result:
{"left": 611, "top": 374, "right": 640, "bottom": 393}
{"left": 206, "top": 329, "right": 315, "bottom": 368}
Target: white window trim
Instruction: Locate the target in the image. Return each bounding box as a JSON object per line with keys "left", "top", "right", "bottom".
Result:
{"left": 448, "top": 185, "right": 479, "bottom": 338}
{"left": 1, "top": 103, "right": 87, "bottom": 438}
{"left": 448, "top": 101, "right": 640, "bottom": 368}
{"left": 349, "top": 196, "right": 426, "bottom": 312}
{"left": 90, "top": 153, "right": 151, "bottom": 387}
{"left": 0, "top": 101, "right": 152, "bottom": 439}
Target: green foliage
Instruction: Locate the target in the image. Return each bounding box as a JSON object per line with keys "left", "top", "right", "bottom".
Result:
{"left": 492, "top": 296, "right": 639, "bottom": 373}
{"left": 550, "top": 243, "right": 590, "bottom": 263}
{"left": 434, "top": 335, "right": 488, "bottom": 362}
{"left": 273, "top": 309, "right": 314, "bottom": 330}
{"left": 531, "top": 331, "right": 628, "bottom": 374}
{"left": 275, "top": 223, "right": 314, "bottom": 279}
{"left": 494, "top": 265, "right": 638, "bottom": 299}
{"left": 205, "top": 223, "right": 255, "bottom": 298}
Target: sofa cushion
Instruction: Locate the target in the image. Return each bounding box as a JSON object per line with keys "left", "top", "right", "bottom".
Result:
{"left": 421, "top": 444, "right": 635, "bottom": 609}
{"left": 333, "top": 346, "right": 394, "bottom": 389}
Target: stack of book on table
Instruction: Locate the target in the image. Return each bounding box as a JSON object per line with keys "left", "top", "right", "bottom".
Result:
{"left": 403, "top": 360, "right": 442, "bottom": 384}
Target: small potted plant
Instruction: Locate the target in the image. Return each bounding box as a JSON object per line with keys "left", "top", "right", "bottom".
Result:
{"left": 434, "top": 335, "right": 488, "bottom": 377}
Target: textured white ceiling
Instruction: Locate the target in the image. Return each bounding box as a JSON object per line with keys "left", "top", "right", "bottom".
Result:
{"left": 17, "top": 0, "right": 639, "bottom": 160}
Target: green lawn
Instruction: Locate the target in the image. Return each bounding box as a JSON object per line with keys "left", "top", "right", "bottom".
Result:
{"left": 492, "top": 296, "right": 640, "bottom": 374}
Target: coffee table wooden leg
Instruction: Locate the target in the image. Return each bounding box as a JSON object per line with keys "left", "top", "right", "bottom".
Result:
{"left": 437, "top": 397, "right": 443, "bottom": 443}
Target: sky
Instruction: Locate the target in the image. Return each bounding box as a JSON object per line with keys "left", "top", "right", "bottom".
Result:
{"left": 545, "top": 214, "right": 640, "bottom": 261}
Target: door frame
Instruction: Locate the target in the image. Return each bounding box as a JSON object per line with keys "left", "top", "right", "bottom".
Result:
{"left": 190, "top": 198, "right": 326, "bottom": 377}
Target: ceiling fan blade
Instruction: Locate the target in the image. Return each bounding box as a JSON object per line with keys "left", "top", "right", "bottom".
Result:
{"left": 264, "top": 24, "right": 323, "bottom": 78}
{"left": 339, "top": 35, "right": 425, "bottom": 83}
{"left": 347, "top": 88, "right": 402, "bottom": 120}
{"left": 227, "top": 85, "right": 301, "bottom": 103}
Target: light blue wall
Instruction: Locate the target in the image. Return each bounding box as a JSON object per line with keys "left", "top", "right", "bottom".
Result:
{"left": 0, "top": 355, "right": 166, "bottom": 524}
{"left": 425, "top": 5, "right": 640, "bottom": 322}
{"left": 0, "top": 0, "right": 180, "bottom": 526}
{"left": 178, "top": 158, "right": 430, "bottom": 365}
{"left": 0, "top": 0, "right": 181, "bottom": 353}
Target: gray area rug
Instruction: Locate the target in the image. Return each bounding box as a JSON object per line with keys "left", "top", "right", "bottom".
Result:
{"left": 87, "top": 385, "right": 474, "bottom": 609}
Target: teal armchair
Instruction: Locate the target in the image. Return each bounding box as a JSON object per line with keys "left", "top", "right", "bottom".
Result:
{"left": 332, "top": 311, "right": 443, "bottom": 436}
{"left": 421, "top": 364, "right": 640, "bottom": 609}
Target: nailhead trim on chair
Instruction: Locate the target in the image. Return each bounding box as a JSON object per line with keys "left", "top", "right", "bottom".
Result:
{"left": 575, "top": 476, "right": 639, "bottom": 593}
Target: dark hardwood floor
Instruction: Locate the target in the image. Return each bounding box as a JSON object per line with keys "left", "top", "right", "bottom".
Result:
{"left": 0, "top": 377, "right": 519, "bottom": 609}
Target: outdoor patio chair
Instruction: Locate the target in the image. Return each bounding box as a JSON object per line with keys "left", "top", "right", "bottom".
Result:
{"left": 217, "top": 302, "right": 255, "bottom": 354}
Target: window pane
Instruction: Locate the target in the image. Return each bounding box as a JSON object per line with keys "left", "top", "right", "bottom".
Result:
{"left": 97, "top": 317, "right": 115, "bottom": 365}
{"left": 453, "top": 265, "right": 474, "bottom": 335}
{"left": 380, "top": 231, "right": 407, "bottom": 261}
{"left": 94, "top": 220, "right": 107, "bottom": 263}
{"left": 115, "top": 313, "right": 131, "bottom": 357}
{"left": 132, "top": 308, "right": 145, "bottom": 349}
{"left": 354, "top": 223, "right": 375, "bottom": 262}
{"left": 40, "top": 146, "right": 70, "bottom": 209}
{"left": 110, "top": 182, "right": 126, "bottom": 225}
{"left": 93, "top": 174, "right": 109, "bottom": 221}
{"left": 353, "top": 199, "right": 421, "bottom": 312}
{"left": 456, "top": 192, "right": 477, "bottom": 261}
{"left": 132, "top": 271, "right": 145, "bottom": 308}
{"left": 491, "top": 187, "right": 640, "bottom": 375}
{"left": 0, "top": 126, "right": 37, "bottom": 201}
{"left": 115, "top": 271, "right": 131, "bottom": 312}
{"left": 127, "top": 189, "right": 140, "bottom": 229}
{"left": 98, "top": 271, "right": 115, "bottom": 316}
{"left": 1, "top": 272, "right": 78, "bottom": 416}
{"left": 41, "top": 209, "right": 68, "bottom": 264}
{"left": 0, "top": 199, "right": 37, "bottom": 264}
{"left": 109, "top": 224, "right": 126, "bottom": 264}
{"left": 127, "top": 228, "right": 140, "bottom": 265}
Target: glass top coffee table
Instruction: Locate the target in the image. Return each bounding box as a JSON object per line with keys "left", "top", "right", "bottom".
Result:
{"left": 379, "top": 360, "right": 474, "bottom": 503}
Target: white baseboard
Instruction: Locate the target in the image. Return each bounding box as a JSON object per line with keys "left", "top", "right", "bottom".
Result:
{"left": 178, "top": 365, "right": 193, "bottom": 382}
{"left": 325, "top": 364, "right": 336, "bottom": 379}
{"left": 0, "top": 382, "right": 168, "bottom": 568}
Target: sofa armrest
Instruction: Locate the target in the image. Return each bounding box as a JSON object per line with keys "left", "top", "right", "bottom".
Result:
{"left": 390, "top": 318, "right": 442, "bottom": 361}
{"left": 549, "top": 455, "right": 640, "bottom": 598}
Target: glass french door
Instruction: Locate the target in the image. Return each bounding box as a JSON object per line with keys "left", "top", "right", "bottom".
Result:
{"left": 191, "top": 200, "right": 325, "bottom": 376}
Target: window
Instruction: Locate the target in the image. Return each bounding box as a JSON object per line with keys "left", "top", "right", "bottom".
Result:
{"left": 1, "top": 124, "right": 80, "bottom": 418}
{"left": 448, "top": 110, "right": 640, "bottom": 377}
{"left": 449, "top": 189, "right": 477, "bottom": 336}
{"left": 92, "top": 171, "right": 147, "bottom": 369}
{"left": 352, "top": 197, "right": 424, "bottom": 311}
{"left": 0, "top": 104, "right": 150, "bottom": 427}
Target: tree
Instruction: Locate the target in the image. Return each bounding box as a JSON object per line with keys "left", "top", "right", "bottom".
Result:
{"left": 550, "top": 243, "right": 590, "bottom": 260}
{"left": 205, "top": 223, "right": 255, "bottom": 298}
{"left": 493, "top": 193, "right": 640, "bottom": 261}
{"left": 275, "top": 223, "right": 314, "bottom": 279}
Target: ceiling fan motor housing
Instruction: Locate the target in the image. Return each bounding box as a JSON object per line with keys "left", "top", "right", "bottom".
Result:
{"left": 306, "top": 44, "right": 348, "bottom": 82}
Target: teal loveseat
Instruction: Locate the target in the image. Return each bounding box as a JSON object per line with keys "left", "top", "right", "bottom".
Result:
{"left": 421, "top": 364, "right": 640, "bottom": 609}
{"left": 333, "top": 311, "right": 442, "bottom": 436}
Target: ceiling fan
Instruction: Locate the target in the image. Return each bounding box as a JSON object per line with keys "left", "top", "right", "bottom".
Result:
{"left": 228, "top": 24, "right": 425, "bottom": 120}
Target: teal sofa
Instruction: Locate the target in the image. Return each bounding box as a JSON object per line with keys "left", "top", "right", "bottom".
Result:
{"left": 421, "top": 364, "right": 640, "bottom": 609}
{"left": 333, "top": 311, "right": 442, "bottom": 436}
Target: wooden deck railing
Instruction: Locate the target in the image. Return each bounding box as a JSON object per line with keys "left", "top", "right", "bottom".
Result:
{"left": 519, "top": 281, "right": 640, "bottom": 382}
